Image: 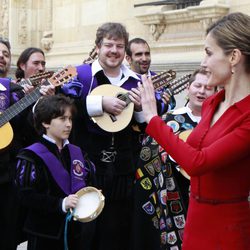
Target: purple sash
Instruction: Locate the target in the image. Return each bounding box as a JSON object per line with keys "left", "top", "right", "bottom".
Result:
{"left": 27, "top": 143, "right": 87, "bottom": 195}
{"left": 0, "top": 78, "right": 10, "bottom": 111}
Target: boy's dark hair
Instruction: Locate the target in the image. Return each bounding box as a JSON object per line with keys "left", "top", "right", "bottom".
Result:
{"left": 33, "top": 94, "right": 76, "bottom": 135}
{"left": 95, "top": 22, "right": 129, "bottom": 48}
{"left": 15, "top": 47, "right": 45, "bottom": 79}
{"left": 0, "top": 37, "right": 11, "bottom": 53}
{"left": 126, "top": 37, "right": 149, "bottom": 57}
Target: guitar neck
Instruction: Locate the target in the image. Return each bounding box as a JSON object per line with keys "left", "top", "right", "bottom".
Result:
{"left": 0, "top": 66, "right": 77, "bottom": 128}
{"left": 152, "top": 70, "right": 176, "bottom": 91}
{"left": 0, "top": 87, "right": 41, "bottom": 127}
{"left": 163, "top": 74, "right": 191, "bottom": 97}
{"left": 18, "top": 78, "right": 33, "bottom": 87}
{"left": 17, "top": 71, "right": 55, "bottom": 87}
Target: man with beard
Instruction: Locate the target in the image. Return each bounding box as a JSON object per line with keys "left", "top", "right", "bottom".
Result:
{"left": 126, "top": 38, "right": 152, "bottom": 75}
{"left": 126, "top": 38, "right": 176, "bottom": 161}
{"left": 0, "top": 38, "right": 11, "bottom": 78}
{"left": 61, "top": 23, "right": 143, "bottom": 250}
{"left": 15, "top": 47, "right": 46, "bottom": 80}
{"left": 14, "top": 47, "right": 48, "bottom": 148}
{"left": 126, "top": 37, "right": 176, "bottom": 114}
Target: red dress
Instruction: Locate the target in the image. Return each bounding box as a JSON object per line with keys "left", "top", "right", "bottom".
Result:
{"left": 146, "top": 90, "right": 250, "bottom": 250}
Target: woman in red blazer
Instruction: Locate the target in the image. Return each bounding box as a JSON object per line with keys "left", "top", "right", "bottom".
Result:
{"left": 139, "top": 12, "right": 250, "bottom": 250}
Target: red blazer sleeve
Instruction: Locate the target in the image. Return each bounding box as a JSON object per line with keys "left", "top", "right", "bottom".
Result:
{"left": 145, "top": 114, "right": 250, "bottom": 176}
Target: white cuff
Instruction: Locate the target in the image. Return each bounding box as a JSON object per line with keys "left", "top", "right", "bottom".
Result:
{"left": 134, "top": 110, "right": 146, "bottom": 123}
{"left": 62, "top": 197, "right": 67, "bottom": 213}
{"left": 87, "top": 95, "right": 103, "bottom": 116}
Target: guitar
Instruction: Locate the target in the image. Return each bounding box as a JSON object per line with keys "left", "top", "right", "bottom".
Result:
{"left": 17, "top": 71, "right": 55, "bottom": 87}
{"left": 90, "top": 70, "right": 176, "bottom": 132}
{"left": 0, "top": 66, "right": 77, "bottom": 151}
{"left": 161, "top": 73, "right": 191, "bottom": 97}
{"left": 83, "top": 47, "right": 98, "bottom": 64}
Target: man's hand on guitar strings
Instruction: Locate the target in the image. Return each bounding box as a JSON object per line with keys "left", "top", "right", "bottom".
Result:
{"left": 102, "top": 96, "right": 126, "bottom": 116}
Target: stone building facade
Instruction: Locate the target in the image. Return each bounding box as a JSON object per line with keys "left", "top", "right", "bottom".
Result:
{"left": 1, "top": 0, "right": 250, "bottom": 105}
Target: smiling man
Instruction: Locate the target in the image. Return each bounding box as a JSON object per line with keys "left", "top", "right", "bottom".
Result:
{"left": 15, "top": 47, "right": 46, "bottom": 80}
{"left": 126, "top": 37, "right": 151, "bottom": 75}
{"left": 61, "top": 22, "right": 143, "bottom": 250}
{"left": 0, "top": 38, "right": 11, "bottom": 78}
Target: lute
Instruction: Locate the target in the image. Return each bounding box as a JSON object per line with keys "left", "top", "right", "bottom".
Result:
{"left": 90, "top": 70, "right": 176, "bottom": 132}
{"left": 0, "top": 66, "right": 77, "bottom": 150}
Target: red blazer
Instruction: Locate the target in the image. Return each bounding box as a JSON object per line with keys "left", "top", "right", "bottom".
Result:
{"left": 146, "top": 90, "right": 250, "bottom": 249}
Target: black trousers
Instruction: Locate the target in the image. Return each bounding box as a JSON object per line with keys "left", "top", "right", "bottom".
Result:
{"left": 0, "top": 182, "right": 19, "bottom": 250}
{"left": 27, "top": 222, "right": 94, "bottom": 250}
{"left": 90, "top": 197, "right": 133, "bottom": 250}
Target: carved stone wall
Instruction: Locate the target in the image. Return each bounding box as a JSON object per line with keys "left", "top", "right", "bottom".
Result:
{"left": 0, "top": 0, "right": 9, "bottom": 38}
{"left": 40, "top": 0, "right": 54, "bottom": 52}
{"left": 18, "top": 0, "right": 28, "bottom": 45}
{"left": 5, "top": 0, "right": 250, "bottom": 73}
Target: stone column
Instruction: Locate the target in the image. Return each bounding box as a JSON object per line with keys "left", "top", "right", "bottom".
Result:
{"left": 18, "top": 0, "right": 28, "bottom": 45}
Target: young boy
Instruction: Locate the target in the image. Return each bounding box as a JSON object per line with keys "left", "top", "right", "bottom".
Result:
{"left": 15, "top": 94, "right": 95, "bottom": 250}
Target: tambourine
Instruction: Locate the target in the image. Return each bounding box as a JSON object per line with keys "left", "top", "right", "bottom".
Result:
{"left": 72, "top": 186, "right": 105, "bottom": 223}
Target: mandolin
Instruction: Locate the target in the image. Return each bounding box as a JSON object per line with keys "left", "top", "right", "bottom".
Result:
{"left": 0, "top": 66, "right": 77, "bottom": 151}
{"left": 90, "top": 70, "right": 177, "bottom": 132}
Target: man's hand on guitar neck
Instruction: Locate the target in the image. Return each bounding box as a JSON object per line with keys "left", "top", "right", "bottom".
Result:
{"left": 22, "top": 79, "right": 55, "bottom": 96}
{"left": 102, "top": 96, "right": 126, "bottom": 116}
{"left": 22, "top": 83, "right": 35, "bottom": 94}
{"left": 39, "top": 84, "right": 55, "bottom": 96}
{"left": 161, "top": 92, "right": 171, "bottom": 105}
